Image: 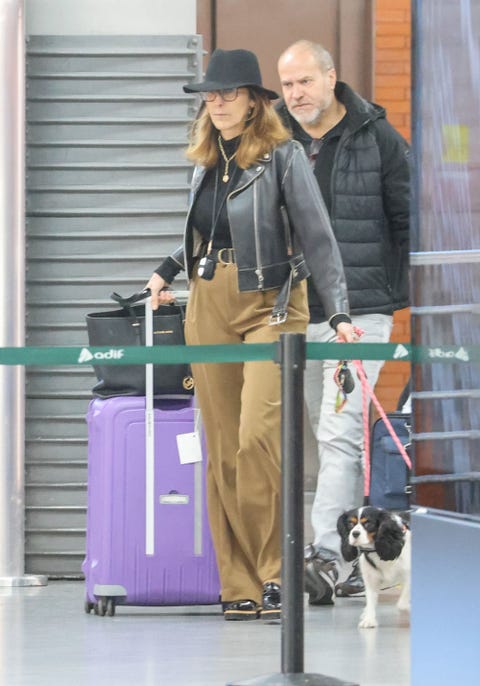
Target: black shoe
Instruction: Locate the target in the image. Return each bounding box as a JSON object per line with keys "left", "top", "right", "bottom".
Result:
{"left": 223, "top": 599, "right": 260, "bottom": 621}
{"left": 261, "top": 582, "right": 281, "bottom": 621}
{"left": 335, "top": 558, "right": 365, "bottom": 597}
{"left": 304, "top": 544, "right": 338, "bottom": 606}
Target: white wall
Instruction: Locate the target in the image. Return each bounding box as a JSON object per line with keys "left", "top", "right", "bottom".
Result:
{"left": 25, "top": 0, "right": 196, "bottom": 34}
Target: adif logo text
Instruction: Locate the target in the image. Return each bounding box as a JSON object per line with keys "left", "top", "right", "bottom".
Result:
{"left": 78, "top": 347, "right": 125, "bottom": 363}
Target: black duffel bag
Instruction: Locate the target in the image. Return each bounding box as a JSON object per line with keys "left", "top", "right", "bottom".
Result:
{"left": 85, "top": 290, "right": 194, "bottom": 399}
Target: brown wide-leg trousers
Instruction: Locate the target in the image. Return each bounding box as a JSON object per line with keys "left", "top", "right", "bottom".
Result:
{"left": 185, "top": 262, "right": 309, "bottom": 605}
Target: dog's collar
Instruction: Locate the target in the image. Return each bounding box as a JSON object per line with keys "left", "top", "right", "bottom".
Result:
{"left": 359, "top": 528, "right": 407, "bottom": 567}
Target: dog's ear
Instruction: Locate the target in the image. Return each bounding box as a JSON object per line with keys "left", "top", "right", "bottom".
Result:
{"left": 374, "top": 513, "right": 405, "bottom": 561}
{"left": 337, "top": 512, "right": 359, "bottom": 562}
{"left": 337, "top": 512, "right": 350, "bottom": 540}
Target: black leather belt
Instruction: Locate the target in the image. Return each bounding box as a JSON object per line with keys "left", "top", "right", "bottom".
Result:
{"left": 209, "top": 247, "right": 236, "bottom": 264}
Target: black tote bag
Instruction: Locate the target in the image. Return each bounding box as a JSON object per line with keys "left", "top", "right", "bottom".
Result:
{"left": 85, "top": 296, "right": 194, "bottom": 399}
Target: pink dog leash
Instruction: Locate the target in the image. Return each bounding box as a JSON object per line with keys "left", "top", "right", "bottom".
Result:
{"left": 335, "top": 327, "right": 412, "bottom": 498}
{"left": 352, "top": 358, "right": 412, "bottom": 498}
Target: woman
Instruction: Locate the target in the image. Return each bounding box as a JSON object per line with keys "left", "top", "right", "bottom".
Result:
{"left": 146, "top": 48, "right": 354, "bottom": 621}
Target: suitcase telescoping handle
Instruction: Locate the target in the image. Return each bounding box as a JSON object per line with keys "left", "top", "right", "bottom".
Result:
{"left": 144, "top": 291, "right": 155, "bottom": 556}
{"left": 110, "top": 288, "right": 155, "bottom": 555}
{"left": 109, "top": 288, "right": 190, "bottom": 556}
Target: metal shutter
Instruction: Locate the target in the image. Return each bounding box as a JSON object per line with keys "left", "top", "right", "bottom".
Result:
{"left": 25, "top": 34, "right": 202, "bottom": 577}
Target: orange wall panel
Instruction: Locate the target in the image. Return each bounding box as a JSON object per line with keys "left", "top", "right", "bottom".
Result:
{"left": 374, "top": 0, "right": 411, "bottom": 412}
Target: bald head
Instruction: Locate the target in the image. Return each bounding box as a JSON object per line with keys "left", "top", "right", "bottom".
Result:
{"left": 277, "top": 40, "right": 338, "bottom": 135}
{"left": 278, "top": 40, "right": 335, "bottom": 73}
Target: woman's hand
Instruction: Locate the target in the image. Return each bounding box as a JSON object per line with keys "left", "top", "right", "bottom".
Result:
{"left": 144, "top": 273, "right": 175, "bottom": 310}
{"left": 335, "top": 321, "right": 357, "bottom": 343}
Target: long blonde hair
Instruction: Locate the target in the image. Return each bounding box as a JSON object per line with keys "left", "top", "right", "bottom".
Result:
{"left": 186, "top": 89, "right": 290, "bottom": 169}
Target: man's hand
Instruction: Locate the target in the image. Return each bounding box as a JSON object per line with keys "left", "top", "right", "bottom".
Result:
{"left": 144, "top": 273, "right": 175, "bottom": 310}
{"left": 335, "top": 321, "right": 357, "bottom": 343}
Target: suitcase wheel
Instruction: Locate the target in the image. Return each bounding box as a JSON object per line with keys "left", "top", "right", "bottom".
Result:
{"left": 92, "top": 596, "right": 116, "bottom": 617}
{"left": 84, "top": 599, "right": 95, "bottom": 614}
{"left": 106, "top": 598, "right": 116, "bottom": 617}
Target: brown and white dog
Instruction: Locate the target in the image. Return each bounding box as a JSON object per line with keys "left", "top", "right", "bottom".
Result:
{"left": 337, "top": 506, "right": 411, "bottom": 629}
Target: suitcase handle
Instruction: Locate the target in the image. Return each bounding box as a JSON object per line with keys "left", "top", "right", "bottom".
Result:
{"left": 111, "top": 289, "right": 189, "bottom": 308}
{"left": 110, "top": 288, "right": 151, "bottom": 307}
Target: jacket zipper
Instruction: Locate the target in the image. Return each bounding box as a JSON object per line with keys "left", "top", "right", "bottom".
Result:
{"left": 227, "top": 164, "right": 266, "bottom": 289}
{"left": 330, "top": 117, "right": 370, "bottom": 220}
{"left": 252, "top": 182, "right": 264, "bottom": 288}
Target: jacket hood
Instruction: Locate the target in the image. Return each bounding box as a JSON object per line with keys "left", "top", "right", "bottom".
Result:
{"left": 335, "top": 81, "right": 385, "bottom": 127}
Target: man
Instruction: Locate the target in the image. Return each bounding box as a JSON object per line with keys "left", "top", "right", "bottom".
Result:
{"left": 277, "top": 40, "right": 410, "bottom": 604}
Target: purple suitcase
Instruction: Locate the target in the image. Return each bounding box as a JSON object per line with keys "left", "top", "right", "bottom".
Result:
{"left": 82, "top": 396, "right": 220, "bottom": 615}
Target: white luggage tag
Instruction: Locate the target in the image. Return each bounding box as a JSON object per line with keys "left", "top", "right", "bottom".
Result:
{"left": 176, "top": 408, "right": 203, "bottom": 464}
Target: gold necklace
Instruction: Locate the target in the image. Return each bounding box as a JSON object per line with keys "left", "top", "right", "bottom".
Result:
{"left": 218, "top": 135, "right": 237, "bottom": 183}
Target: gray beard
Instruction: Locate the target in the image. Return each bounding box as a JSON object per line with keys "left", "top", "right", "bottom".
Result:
{"left": 290, "top": 105, "right": 324, "bottom": 128}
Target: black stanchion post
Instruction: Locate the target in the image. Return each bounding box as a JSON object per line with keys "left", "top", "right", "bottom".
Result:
{"left": 228, "top": 333, "right": 358, "bottom": 686}
{"left": 281, "top": 331, "right": 306, "bottom": 675}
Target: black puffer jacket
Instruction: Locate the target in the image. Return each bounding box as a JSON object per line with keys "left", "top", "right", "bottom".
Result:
{"left": 277, "top": 81, "right": 410, "bottom": 321}
{"left": 156, "top": 139, "right": 349, "bottom": 323}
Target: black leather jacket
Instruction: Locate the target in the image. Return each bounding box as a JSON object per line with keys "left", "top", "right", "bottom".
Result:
{"left": 156, "top": 139, "right": 349, "bottom": 323}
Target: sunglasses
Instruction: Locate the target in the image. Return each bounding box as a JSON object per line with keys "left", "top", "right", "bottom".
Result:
{"left": 200, "top": 88, "right": 240, "bottom": 102}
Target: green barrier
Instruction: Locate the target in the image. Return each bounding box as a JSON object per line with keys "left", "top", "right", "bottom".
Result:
{"left": 309, "top": 342, "right": 478, "bottom": 364}
{"left": 0, "top": 342, "right": 478, "bottom": 366}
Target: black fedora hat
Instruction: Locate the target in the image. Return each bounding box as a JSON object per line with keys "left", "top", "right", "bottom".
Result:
{"left": 183, "top": 48, "right": 279, "bottom": 100}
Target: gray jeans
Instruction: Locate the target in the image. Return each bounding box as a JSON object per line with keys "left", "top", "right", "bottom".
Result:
{"left": 304, "top": 313, "right": 393, "bottom": 564}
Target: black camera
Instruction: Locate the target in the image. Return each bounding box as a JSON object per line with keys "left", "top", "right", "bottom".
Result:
{"left": 198, "top": 254, "right": 216, "bottom": 281}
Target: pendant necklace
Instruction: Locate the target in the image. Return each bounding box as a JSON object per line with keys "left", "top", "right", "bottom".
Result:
{"left": 218, "top": 135, "right": 237, "bottom": 183}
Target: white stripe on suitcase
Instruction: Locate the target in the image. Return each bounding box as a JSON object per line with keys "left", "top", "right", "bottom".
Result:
{"left": 145, "top": 294, "right": 155, "bottom": 555}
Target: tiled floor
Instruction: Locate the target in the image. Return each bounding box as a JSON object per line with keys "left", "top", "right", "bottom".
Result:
{"left": 0, "top": 578, "right": 409, "bottom": 686}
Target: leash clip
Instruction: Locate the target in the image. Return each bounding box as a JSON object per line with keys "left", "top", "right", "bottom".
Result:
{"left": 334, "top": 360, "right": 355, "bottom": 413}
